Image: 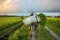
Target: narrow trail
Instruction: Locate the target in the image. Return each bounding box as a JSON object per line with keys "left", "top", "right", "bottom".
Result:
{"left": 31, "top": 26, "right": 35, "bottom": 40}
{"left": 45, "top": 26, "right": 60, "bottom": 40}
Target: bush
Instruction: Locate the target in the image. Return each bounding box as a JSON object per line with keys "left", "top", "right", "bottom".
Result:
{"left": 38, "top": 13, "right": 46, "bottom": 26}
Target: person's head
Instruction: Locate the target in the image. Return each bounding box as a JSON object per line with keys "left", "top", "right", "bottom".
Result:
{"left": 30, "top": 12, "right": 34, "bottom": 16}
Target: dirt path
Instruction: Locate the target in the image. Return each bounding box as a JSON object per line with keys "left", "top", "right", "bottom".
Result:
{"left": 31, "top": 25, "right": 35, "bottom": 40}
{"left": 45, "top": 26, "right": 60, "bottom": 40}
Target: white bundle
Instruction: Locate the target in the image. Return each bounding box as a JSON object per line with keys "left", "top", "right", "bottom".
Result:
{"left": 23, "top": 16, "right": 40, "bottom": 25}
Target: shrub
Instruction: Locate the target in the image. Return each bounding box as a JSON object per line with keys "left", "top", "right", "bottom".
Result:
{"left": 38, "top": 13, "right": 46, "bottom": 26}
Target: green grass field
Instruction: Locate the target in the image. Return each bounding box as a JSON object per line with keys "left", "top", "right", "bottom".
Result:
{"left": 8, "top": 24, "right": 30, "bottom": 40}
{"left": 35, "top": 24, "right": 56, "bottom": 40}
{"left": 0, "top": 17, "right": 22, "bottom": 36}
{"left": 35, "top": 17, "right": 60, "bottom": 40}
{"left": 0, "top": 17, "right": 22, "bottom": 29}
{"left": 46, "top": 17, "right": 60, "bottom": 35}
{"left": 0, "top": 17, "right": 60, "bottom": 40}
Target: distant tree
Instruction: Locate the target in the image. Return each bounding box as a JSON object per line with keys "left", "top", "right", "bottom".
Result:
{"left": 21, "top": 16, "right": 24, "bottom": 20}
{"left": 56, "top": 16, "right": 60, "bottom": 18}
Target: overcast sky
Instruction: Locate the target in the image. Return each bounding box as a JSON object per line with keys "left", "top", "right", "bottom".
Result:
{"left": 0, "top": 0, "right": 60, "bottom": 15}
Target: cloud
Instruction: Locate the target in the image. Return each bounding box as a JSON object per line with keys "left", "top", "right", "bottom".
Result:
{"left": 37, "top": 0, "right": 60, "bottom": 12}
{"left": 0, "top": 0, "right": 20, "bottom": 13}
{"left": 0, "top": 0, "right": 60, "bottom": 13}
{"left": 0, "top": 0, "right": 5, "bottom": 4}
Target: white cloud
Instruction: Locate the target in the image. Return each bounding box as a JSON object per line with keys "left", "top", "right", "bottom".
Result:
{"left": 0, "top": 0, "right": 60, "bottom": 13}
{"left": 36, "top": 0, "right": 60, "bottom": 11}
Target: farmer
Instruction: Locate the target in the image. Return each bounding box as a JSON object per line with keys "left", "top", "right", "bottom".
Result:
{"left": 23, "top": 12, "right": 40, "bottom": 37}
{"left": 29, "top": 12, "right": 38, "bottom": 37}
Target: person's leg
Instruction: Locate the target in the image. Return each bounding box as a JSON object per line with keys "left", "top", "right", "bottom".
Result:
{"left": 30, "top": 25, "right": 32, "bottom": 37}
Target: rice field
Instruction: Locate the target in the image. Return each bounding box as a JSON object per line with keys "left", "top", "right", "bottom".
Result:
{"left": 0, "top": 17, "right": 22, "bottom": 37}
{"left": 8, "top": 24, "right": 30, "bottom": 40}
{"left": 0, "top": 17, "right": 22, "bottom": 30}
{"left": 0, "top": 16, "right": 60, "bottom": 40}
{"left": 46, "top": 17, "right": 60, "bottom": 35}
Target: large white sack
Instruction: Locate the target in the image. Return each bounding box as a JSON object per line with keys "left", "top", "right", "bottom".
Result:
{"left": 23, "top": 16, "right": 40, "bottom": 25}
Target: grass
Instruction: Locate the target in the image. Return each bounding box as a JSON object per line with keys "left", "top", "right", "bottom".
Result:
{"left": 0, "top": 16, "right": 60, "bottom": 40}
{"left": 8, "top": 24, "right": 30, "bottom": 40}
{"left": 46, "top": 17, "right": 60, "bottom": 35}
{"left": 0, "top": 17, "right": 22, "bottom": 31}
{"left": 0, "top": 17, "right": 22, "bottom": 36}
{"left": 0, "top": 22, "right": 22, "bottom": 36}
{"left": 35, "top": 24, "right": 56, "bottom": 40}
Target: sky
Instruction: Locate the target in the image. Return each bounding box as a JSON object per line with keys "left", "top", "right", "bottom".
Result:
{"left": 0, "top": 0, "right": 60, "bottom": 16}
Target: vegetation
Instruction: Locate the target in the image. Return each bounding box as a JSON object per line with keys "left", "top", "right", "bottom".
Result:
{"left": 0, "top": 17, "right": 22, "bottom": 29}
{"left": 8, "top": 24, "right": 30, "bottom": 40}
{"left": 46, "top": 17, "right": 60, "bottom": 35}
{"left": 35, "top": 24, "right": 56, "bottom": 40}
{"left": 0, "top": 17, "right": 22, "bottom": 36}
{"left": 0, "top": 14, "right": 60, "bottom": 40}
{"left": 38, "top": 13, "right": 46, "bottom": 26}
{"left": 0, "top": 16, "right": 30, "bottom": 40}
{"left": 36, "top": 14, "right": 56, "bottom": 40}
